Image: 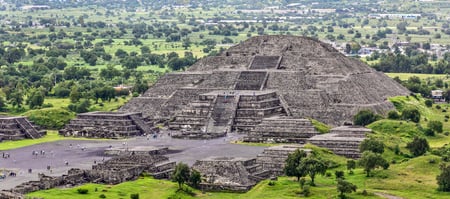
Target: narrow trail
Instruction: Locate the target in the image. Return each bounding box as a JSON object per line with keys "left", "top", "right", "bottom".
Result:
{"left": 375, "top": 192, "right": 404, "bottom": 199}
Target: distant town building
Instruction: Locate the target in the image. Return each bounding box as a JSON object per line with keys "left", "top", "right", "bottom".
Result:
{"left": 431, "top": 90, "right": 445, "bottom": 102}
{"left": 368, "top": 14, "right": 421, "bottom": 19}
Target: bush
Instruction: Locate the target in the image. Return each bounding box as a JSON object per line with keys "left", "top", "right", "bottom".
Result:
{"left": 437, "top": 164, "right": 450, "bottom": 192}
{"left": 354, "top": 110, "right": 381, "bottom": 126}
{"left": 359, "top": 138, "right": 385, "bottom": 154}
{"left": 335, "top": 170, "right": 345, "bottom": 179}
{"left": 387, "top": 110, "right": 400, "bottom": 119}
{"left": 77, "top": 188, "right": 89, "bottom": 194}
{"left": 99, "top": 194, "right": 106, "bottom": 198}
{"left": 428, "top": 120, "right": 443, "bottom": 134}
{"left": 406, "top": 137, "right": 430, "bottom": 157}
{"left": 268, "top": 181, "right": 276, "bottom": 186}
{"left": 402, "top": 108, "right": 421, "bottom": 123}
{"left": 302, "top": 185, "right": 311, "bottom": 197}
{"left": 437, "top": 105, "right": 442, "bottom": 109}
{"left": 424, "top": 128, "right": 435, "bottom": 136}
{"left": 130, "top": 193, "right": 139, "bottom": 199}
{"left": 425, "top": 99, "right": 433, "bottom": 107}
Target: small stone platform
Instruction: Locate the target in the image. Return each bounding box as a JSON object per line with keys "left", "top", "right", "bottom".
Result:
{"left": 104, "top": 146, "right": 168, "bottom": 156}
{"left": 308, "top": 126, "right": 371, "bottom": 158}
{"left": 256, "top": 145, "right": 311, "bottom": 176}
{"left": 192, "top": 156, "right": 271, "bottom": 192}
{"left": 0, "top": 116, "right": 45, "bottom": 141}
{"left": 59, "top": 112, "right": 154, "bottom": 139}
{"left": 243, "top": 118, "right": 320, "bottom": 143}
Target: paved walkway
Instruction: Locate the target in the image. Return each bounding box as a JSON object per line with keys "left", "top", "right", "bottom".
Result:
{"left": 0, "top": 133, "right": 266, "bottom": 190}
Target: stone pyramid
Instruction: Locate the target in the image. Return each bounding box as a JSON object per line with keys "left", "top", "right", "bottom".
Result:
{"left": 120, "top": 35, "right": 409, "bottom": 138}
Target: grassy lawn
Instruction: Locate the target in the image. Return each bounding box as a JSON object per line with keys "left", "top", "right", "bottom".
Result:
{"left": 0, "top": 130, "right": 106, "bottom": 151}
{"left": 385, "top": 73, "right": 448, "bottom": 81}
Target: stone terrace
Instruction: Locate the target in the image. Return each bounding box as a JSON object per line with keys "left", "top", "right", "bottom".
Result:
{"left": 308, "top": 126, "right": 371, "bottom": 158}
{"left": 243, "top": 118, "right": 320, "bottom": 144}
{"left": 7, "top": 154, "right": 175, "bottom": 195}
{"left": 192, "top": 157, "right": 271, "bottom": 192}
{"left": 0, "top": 116, "right": 45, "bottom": 141}
{"left": 59, "top": 112, "right": 154, "bottom": 138}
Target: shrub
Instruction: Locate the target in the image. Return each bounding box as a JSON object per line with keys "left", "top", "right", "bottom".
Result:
{"left": 425, "top": 99, "right": 433, "bottom": 107}
{"left": 268, "top": 181, "right": 276, "bottom": 186}
{"left": 428, "top": 120, "right": 443, "bottom": 134}
{"left": 437, "top": 164, "right": 450, "bottom": 192}
{"left": 77, "top": 188, "right": 89, "bottom": 194}
{"left": 402, "top": 108, "right": 421, "bottom": 123}
{"left": 354, "top": 110, "right": 381, "bottom": 126}
{"left": 387, "top": 110, "right": 400, "bottom": 119}
{"left": 130, "top": 193, "right": 139, "bottom": 199}
{"left": 335, "top": 170, "right": 345, "bottom": 179}
{"left": 302, "top": 185, "right": 311, "bottom": 197}
{"left": 99, "top": 194, "right": 106, "bottom": 198}
{"left": 424, "top": 128, "right": 435, "bottom": 136}
{"left": 437, "top": 105, "right": 442, "bottom": 109}
{"left": 359, "top": 138, "right": 385, "bottom": 154}
{"left": 406, "top": 137, "right": 430, "bottom": 157}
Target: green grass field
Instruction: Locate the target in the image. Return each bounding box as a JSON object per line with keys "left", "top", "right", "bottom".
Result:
{"left": 0, "top": 130, "right": 107, "bottom": 150}
{"left": 385, "top": 73, "right": 448, "bottom": 81}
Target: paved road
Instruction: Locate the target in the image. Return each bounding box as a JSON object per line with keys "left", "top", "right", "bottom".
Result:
{"left": 0, "top": 133, "right": 266, "bottom": 190}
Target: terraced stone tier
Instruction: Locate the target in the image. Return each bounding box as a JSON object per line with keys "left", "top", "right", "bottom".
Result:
{"left": 0, "top": 116, "right": 45, "bottom": 141}
{"left": 243, "top": 118, "right": 320, "bottom": 143}
{"left": 59, "top": 112, "right": 154, "bottom": 139}
{"left": 192, "top": 156, "right": 270, "bottom": 192}
{"left": 307, "top": 126, "right": 371, "bottom": 158}
{"left": 7, "top": 154, "right": 175, "bottom": 195}
{"left": 256, "top": 145, "right": 311, "bottom": 175}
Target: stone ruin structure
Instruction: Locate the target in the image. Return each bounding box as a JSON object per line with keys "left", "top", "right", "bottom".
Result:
{"left": 0, "top": 116, "right": 45, "bottom": 141}
{"left": 309, "top": 126, "right": 371, "bottom": 158}
{"left": 120, "top": 35, "right": 409, "bottom": 139}
{"left": 193, "top": 145, "right": 312, "bottom": 192}
{"left": 192, "top": 157, "right": 272, "bottom": 192}
{"left": 3, "top": 151, "right": 175, "bottom": 196}
{"left": 59, "top": 111, "right": 154, "bottom": 138}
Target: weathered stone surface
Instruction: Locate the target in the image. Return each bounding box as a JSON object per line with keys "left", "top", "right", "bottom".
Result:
{"left": 243, "top": 118, "right": 320, "bottom": 143}
{"left": 5, "top": 153, "right": 174, "bottom": 195}
{"left": 59, "top": 112, "right": 155, "bottom": 138}
{"left": 119, "top": 35, "right": 408, "bottom": 139}
{"left": 192, "top": 157, "right": 270, "bottom": 192}
{"left": 308, "top": 126, "right": 371, "bottom": 158}
{"left": 0, "top": 116, "right": 45, "bottom": 141}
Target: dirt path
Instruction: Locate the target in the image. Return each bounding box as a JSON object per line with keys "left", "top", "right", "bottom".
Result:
{"left": 375, "top": 192, "right": 404, "bottom": 199}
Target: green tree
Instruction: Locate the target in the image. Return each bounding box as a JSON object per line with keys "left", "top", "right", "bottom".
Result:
{"left": 27, "top": 89, "right": 45, "bottom": 109}
{"left": 337, "top": 179, "right": 357, "bottom": 199}
{"left": 353, "top": 110, "right": 380, "bottom": 126}
{"left": 437, "top": 163, "right": 450, "bottom": 192}
{"left": 406, "top": 136, "right": 430, "bottom": 157}
{"left": 189, "top": 169, "right": 202, "bottom": 188}
{"left": 359, "top": 138, "right": 385, "bottom": 154}
{"left": 428, "top": 120, "right": 443, "bottom": 134}
{"left": 402, "top": 108, "right": 421, "bottom": 122}
{"left": 347, "top": 160, "right": 356, "bottom": 174}
{"left": 9, "top": 91, "right": 23, "bottom": 108}
{"left": 69, "top": 86, "right": 81, "bottom": 103}
{"left": 172, "top": 162, "right": 191, "bottom": 189}
{"left": 299, "top": 156, "right": 327, "bottom": 186}
{"left": 284, "top": 149, "right": 308, "bottom": 181}
{"left": 358, "top": 151, "right": 388, "bottom": 177}
{"left": 0, "top": 97, "right": 6, "bottom": 111}
{"left": 425, "top": 99, "right": 433, "bottom": 107}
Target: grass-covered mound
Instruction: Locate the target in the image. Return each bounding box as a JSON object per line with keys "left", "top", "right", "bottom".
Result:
{"left": 24, "top": 107, "right": 75, "bottom": 129}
